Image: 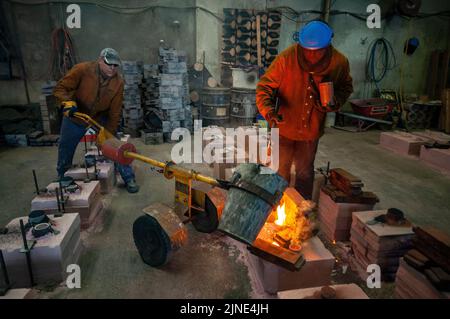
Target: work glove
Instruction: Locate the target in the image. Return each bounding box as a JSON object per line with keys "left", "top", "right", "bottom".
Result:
{"left": 266, "top": 109, "right": 283, "bottom": 128}
{"left": 61, "top": 101, "right": 78, "bottom": 117}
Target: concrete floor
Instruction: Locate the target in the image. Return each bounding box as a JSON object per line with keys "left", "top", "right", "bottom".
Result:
{"left": 0, "top": 128, "right": 449, "bottom": 298}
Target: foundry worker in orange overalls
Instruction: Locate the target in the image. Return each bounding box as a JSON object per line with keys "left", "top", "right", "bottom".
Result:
{"left": 256, "top": 20, "right": 353, "bottom": 200}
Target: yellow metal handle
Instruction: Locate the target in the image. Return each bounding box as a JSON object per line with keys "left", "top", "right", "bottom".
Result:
{"left": 72, "top": 112, "right": 115, "bottom": 145}
{"left": 70, "top": 112, "right": 220, "bottom": 187}
{"left": 123, "top": 151, "right": 220, "bottom": 187}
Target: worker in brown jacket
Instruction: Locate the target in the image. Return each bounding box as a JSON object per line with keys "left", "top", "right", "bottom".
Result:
{"left": 54, "top": 48, "right": 139, "bottom": 193}
{"left": 256, "top": 20, "right": 353, "bottom": 199}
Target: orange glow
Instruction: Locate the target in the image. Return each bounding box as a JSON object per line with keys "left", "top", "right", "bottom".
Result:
{"left": 256, "top": 190, "right": 313, "bottom": 252}
{"left": 275, "top": 202, "right": 286, "bottom": 226}
{"left": 332, "top": 240, "right": 336, "bottom": 245}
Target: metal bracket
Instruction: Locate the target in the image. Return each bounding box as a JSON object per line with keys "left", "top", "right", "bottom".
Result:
{"left": 228, "top": 179, "right": 282, "bottom": 207}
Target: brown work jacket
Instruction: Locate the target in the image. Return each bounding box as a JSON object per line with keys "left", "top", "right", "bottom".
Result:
{"left": 53, "top": 61, "right": 124, "bottom": 134}
{"left": 256, "top": 44, "right": 353, "bottom": 141}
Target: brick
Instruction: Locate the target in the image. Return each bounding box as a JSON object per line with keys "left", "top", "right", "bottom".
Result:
{"left": 419, "top": 146, "right": 450, "bottom": 174}
{"left": 31, "top": 181, "right": 103, "bottom": 229}
{"left": 0, "top": 214, "right": 82, "bottom": 288}
{"left": 380, "top": 131, "right": 430, "bottom": 156}
{"left": 411, "top": 130, "right": 450, "bottom": 145}
{"left": 248, "top": 236, "right": 335, "bottom": 294}
{"left": 277, "top": 283, "right": 369, "bottom": 299}
{"left": 349, "top": 210, "right": 414, "bottom": 282}
{"left": 395, "top": 258, "right": 450, "bottom": 299}
{"left": 64, "top": 163, "right": 115, "bottom": 194}
{"left": 318, "top": 190, "right": 375, "bottom": 242}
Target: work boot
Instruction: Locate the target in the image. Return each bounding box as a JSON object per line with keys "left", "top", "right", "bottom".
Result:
{"left": 126, "top": 179, "right": 140, "bottom": 193}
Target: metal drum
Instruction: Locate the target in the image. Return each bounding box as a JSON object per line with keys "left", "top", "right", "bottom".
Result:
{"left": 230, "top": 88, "right": 257, "bottom": 127}
{"left": 200, "top": 87, "right": 230, "bottom": 126}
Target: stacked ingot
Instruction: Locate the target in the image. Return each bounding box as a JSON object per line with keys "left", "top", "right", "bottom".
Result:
{"left": 122, "top": 60, "right": 144, "bottom": 137}
{"left": 349, "top": 210, "right": 414, "bottom": 282}
{"left": 158, "top": 48, "right": 192, "bottom": 141}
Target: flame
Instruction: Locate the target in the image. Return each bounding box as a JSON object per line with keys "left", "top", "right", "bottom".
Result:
{"left": 275, "top": 202, "right": 286, "bottom": 226}
{"left": 272, "top": 241, "right": 280, "bottom": 247}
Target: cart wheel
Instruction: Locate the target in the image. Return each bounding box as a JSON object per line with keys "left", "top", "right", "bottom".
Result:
{"left": 191, "top": 195, "right": 219, "bottom": 233}
{"left": 133, "top": 214, "right": 171, "bottom": 267}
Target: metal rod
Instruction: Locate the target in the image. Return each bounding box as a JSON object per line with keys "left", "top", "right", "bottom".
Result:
{"left": 58, "top": 180, "right": 66, "bottom": 213}
{"left": 0, "top": 249, "right": 10, "bottom": 288}
{"left": 93, "top": 157, "right": 98, "bottom": 180}
{"left": 84, "top": 137, "right": 88, "bottom": 154}
{"left": 322, "top": 0, "right": 331, "bottom": 22}
{"left": 19, "top": 219, "right": 34, "bottom": 287}
{"left": 325, "top": 161, "right": 330, "bottom": 185}
{"left": 123, "top": 151, "right": 219, "bottom": 187}
{"left": 84, "top": 159, "right": 90, "bottom": 182}
{"left": 32, "top": 169, "right": 39, "bottom": 195}
{"left": 55, "top": 187, "right": 61, "bottom": 212}
{"left": 59, "top": 186, "right": 65, "bottom": 213}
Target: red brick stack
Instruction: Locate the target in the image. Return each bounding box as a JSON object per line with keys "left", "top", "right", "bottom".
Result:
{"left": 395, "top": 227, "right": 450, "bottom": 299}
{"left": 349, "top": 210, "right": 414, "bottom": 282}
{"left": 318, "top": 168, "right": 378, "bottom": 242}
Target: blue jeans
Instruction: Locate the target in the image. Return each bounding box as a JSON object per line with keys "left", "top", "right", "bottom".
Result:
{"left": 57, "top": 117, "right": 135, "bottom": 183}
{"left": 277, "top": 135, "right": 319, "bottom": 200}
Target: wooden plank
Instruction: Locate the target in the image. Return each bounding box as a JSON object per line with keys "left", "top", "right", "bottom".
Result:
{"left": 412, "top": 226, "right": 450, "bottom": 273}
{"left": 350, "top": 225, "right": 414, "bottom": 251}
{"left": 413, "top": 239, "right": 450, "bottom": 274}
{"left": 404, "top": 249, "right": 431, "bottom": 271}
{"left": 321, "top": 184, "right": 378, "bottom": 204}
{"left": 396, "top": 259, "right": 450, "bottom": 298}
{"left": 424, "top": 267, "right": 450, "bottom": 292}
{"left": 413, "top": 226, "right": 450, "bottom": 255}
{"left": 256, "top": 15, "right": 262, "bottom": 68}
{"left": 329, "top": 168, "right": 363, "bottom": 196}
{"left": 330, "top": 170, "right": 361, "bottom": 187}
{"left": 353, "top": 210, "right": 414, "bottom": 237}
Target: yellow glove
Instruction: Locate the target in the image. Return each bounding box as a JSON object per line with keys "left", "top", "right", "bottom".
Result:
{"left": 61, "top": 101, "right": 78, "bottom": 117}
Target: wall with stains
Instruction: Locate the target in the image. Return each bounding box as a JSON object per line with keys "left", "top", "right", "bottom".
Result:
{"left": 1, "top": 0, "right": 449, "bottom": 105}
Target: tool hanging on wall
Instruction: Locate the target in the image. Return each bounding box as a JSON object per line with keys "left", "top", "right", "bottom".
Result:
{"left": 222, "top": 8, "right": 281, "bottom": 70}
{"left": 50, "top": 28, "right": 77, "bottom": 80}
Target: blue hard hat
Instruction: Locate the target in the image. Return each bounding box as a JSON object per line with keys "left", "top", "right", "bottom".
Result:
{"left": 299, "top": 20, "right": 333, "bottom": 50}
